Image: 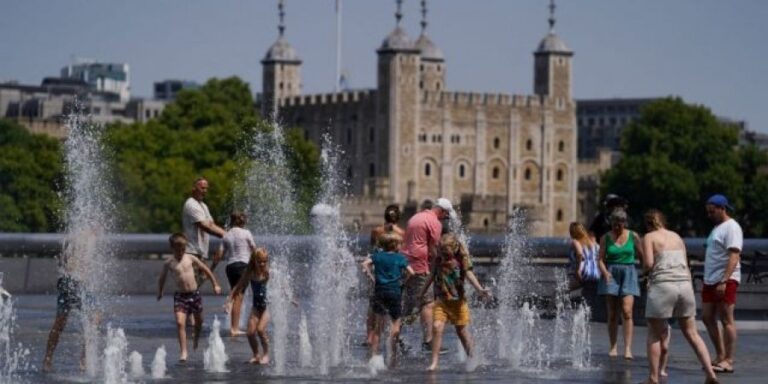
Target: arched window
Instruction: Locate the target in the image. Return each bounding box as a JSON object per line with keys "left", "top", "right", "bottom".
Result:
{"left": 369, "top": 163, "right": 375, "bottom": 177}
{"left": 483, "top": 218, "right": 489, "bottom": 228}
{"left": 557, "top": 209, "right": 564, "bottom": 222}
{"left": 436, "top": 82, "right": 441, "bottom": 91}
{"left": 558, "top": 140, "right": 565, "bottom": 152}
{"left": 419, "top": 81, "right": 424, "bottom": 89}
{"left": 493, "top": 137, "right": 500, "bottom": 149}
{"left": 459, "top": 164, "right": 466, "bottom": 178}
{"left": 425, "top": 162, "right": 431, "bottom": 177}
{"left": 524, "top": 167, "right": 532, "bottom": 180}
{"left": 492, "top": 167, "right": 500, "bottom": 179}
{"left": 556, "top": 169, "right": 564, "bottom": 181}
{"left": 526, "top": 139, "right": 533, "bottom": 151}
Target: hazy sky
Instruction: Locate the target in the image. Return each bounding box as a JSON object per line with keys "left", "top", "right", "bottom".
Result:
{"left": 2, "top": 0, "right": 766, "bottom": 132}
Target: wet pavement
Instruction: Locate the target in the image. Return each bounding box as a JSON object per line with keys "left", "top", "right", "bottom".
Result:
{"left": 6, "top": 294, "right": 767, "bottom": 383}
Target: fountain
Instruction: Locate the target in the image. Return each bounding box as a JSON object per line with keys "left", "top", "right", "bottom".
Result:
{"left": 103, "top": 326, "right": 128, "bottom": 384}
{"left": 203, "top": 316, "right": 229, "bottom": 373}
{"left": 0, "top": 273, "right": 31, "bottom": 382}
{"left": 128, "top": 350, "right": 145, "bottom": 379}
{"left": 151, "top": 345, "right": 168, "bottom": 379}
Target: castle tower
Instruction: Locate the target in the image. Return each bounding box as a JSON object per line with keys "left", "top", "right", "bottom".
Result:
{"left": 261, "top": 0, "right": 302, "bottom": 119}
{"left": 414, "top": 0, "right": 445, "bottom": 92}
{"left": 376, "top": 0, "right": 421, "bottom": 202}
{"left": 533, "top": 0, "right": 572, "bottom": 102}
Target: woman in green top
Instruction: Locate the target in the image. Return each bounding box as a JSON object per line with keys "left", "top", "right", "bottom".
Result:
{"left": 598, "top": 209, "right": 644, "bottom": 360}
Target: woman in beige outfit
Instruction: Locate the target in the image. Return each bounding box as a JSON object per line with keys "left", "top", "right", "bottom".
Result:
{"left": 641, "top": 210, "right": 718, "bottom": 384}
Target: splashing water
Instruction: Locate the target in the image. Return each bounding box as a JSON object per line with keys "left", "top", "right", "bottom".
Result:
{"left": 367, "top": 354, "right": 386, "bottom": 376}
{"left": 103, "top": 326, "right": 128, "bottom": 384}
{"left": 128, "top": 351, "right": 144, "bottom": 379}
{"left": 204, "top": 316, "right": 228, "bottom": 373}
{"left": 63, "top": 108, "right": 117, "bottom": 378}
{"left": 570, "top": 302, "right": 592, "bottom": 369}
{"left": 298, "top": 310, "right": 313, "bottom": 368}
{"left": 552, "top": 267, "right": 571, "bottom": 359}
{"left": 306, "top": 133, "right": 359, "bottom": 375}
{"left": 0, "top": 274, "right": 31, "bottom": 382}
{"left": 151, "top": 346, "right": 167, "bottom": 379}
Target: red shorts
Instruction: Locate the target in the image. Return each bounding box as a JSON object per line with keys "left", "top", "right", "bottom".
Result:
{"left": 701, "top": 281, "right": 739, "bottom": 305}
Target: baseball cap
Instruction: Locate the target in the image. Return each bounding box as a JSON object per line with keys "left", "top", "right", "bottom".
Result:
{"left": 707, "top": 194, "right": 734, "bottom": 211}
{"left": 435, "top": 197, "right": 454, "bottom": 213}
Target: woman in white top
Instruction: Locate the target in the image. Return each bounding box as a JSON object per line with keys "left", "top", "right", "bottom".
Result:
{"left": 214, "top": 212, "right": 257, "bottom": 337}
{"left": 641, "top": 209, "right": 718, "bottom": 384}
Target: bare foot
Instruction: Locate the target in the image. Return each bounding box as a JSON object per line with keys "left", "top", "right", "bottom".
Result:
{"left": 608, "top": 348, "right": 618, "bottom": 358}
{"left": 660, "top": 370, "right": 668, "bottom": 377}
{"left": 248, "top": 356, "right": 261, "bottom": 364}
{"left": 259, "top": 354, "right": 270, "bottom": 365}
{"left": 624, "top": 349, "right": 634, "bottom": 360}
{"left": 427, "top": 362, "right": 438, "bottom": 371}
{"left": 230, "top": 330, "right": 245, "bottom": 337}
{"left": 42, "top": 358, "right": 53, "bottom": 373}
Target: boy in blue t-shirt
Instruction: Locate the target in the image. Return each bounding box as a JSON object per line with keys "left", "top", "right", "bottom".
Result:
{"left": 362, "top": 232, "right": 414, "bottom": 364}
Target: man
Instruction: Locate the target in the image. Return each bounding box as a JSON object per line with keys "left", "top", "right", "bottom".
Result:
{"left": 402, "top": 197, "right": 453, "bottom": 353}
{"left": 182, "top": 177, "right": 226, "bottom": 282}
{"left": 702, "top": 194, "right": 742, "bottom": 374}
{"left": 589, "top": 194, "right": 628, "bottom": 240}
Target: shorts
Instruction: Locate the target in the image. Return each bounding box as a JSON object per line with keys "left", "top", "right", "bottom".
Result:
{"left": 702, "top": 280, "right": 738, "bottom": 305}
{"left": 403, "top": 273, "right": 433, "bottom": 317}
{"left": 646, "top": 280, "right": 696, "bottom": 318}
{"left": 371, "top": 289, "right": 402, "bottom": 320}
{"left": 226, "top": 262, "right": 248, "bottom": 288}
{"left": 174, "top": 291, "right": 203, "bottom": 315}
{"left": 56, "top": 276, "right": 86, "bottom": 314}
{"left": 598, "top": 264, "right": 640, "bottom": 297}
{"left": 433, "top": 299, "right": 470, "bottom": 326}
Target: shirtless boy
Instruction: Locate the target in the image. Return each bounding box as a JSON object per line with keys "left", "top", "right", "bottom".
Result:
{"left": 158, "top": 232, "right": 222, "bottom": 362}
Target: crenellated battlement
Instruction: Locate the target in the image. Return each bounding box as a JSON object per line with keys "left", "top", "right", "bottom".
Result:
{"left": 280, "top": 89, "right": 376, "bottom": 108}
{"left": 421, "top": 91, "right": 545, "bottom": 108}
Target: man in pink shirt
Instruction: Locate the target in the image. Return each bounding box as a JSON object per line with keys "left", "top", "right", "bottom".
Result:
{"left": 402, "top": 197, "right": 453, "bottom": 352}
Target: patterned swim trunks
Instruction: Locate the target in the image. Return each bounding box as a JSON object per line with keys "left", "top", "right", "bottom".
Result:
{"left": 173, "top": 291, "right": 203, "bottom": 315}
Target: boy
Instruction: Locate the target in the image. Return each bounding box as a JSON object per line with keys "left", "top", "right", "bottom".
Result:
{"left": 158, "top": 232, "right": 222, "bottom": 362}
{"left": 362, "top": 232, "right": 414, "bottom": 366}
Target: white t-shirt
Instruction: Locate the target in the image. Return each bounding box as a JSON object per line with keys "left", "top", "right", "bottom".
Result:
{"left": 220, "top": 227, "right": 256, "bottom": 265}
{"left": 704, "top": 218, "right": 743, "bottom": 285}
{"left": 182, "top": 197, "right": 213, "bottom": 258}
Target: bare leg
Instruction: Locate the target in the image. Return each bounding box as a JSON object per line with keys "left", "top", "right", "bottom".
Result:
{"left": 192, "top": 312, "right": 203, "bottom": 351}
{"left": 42, "top": 313, "right": 69, "bottom": 372}
{"left": 421, "top": 302, "right": 434, "bottom": 344}
{"left": 245, "top": 311, "right": 260, "bottom": 363}
{"left": 369, "top": 314, "right": 385, "bottom": 358}
{"left": 427, "top": 320, "right": 445, "bottom": 371}
{"left": 175, "top": 311, "right": 188, "bottom": 361}
{"left": 365, "top": 306, "right": 376, "bottom": 346}
{"left": 702, "top": 302, "right": 724, "bottom": 364}
{"left": 230, "top": 293, "right": 244, "bottom": 336}
{"left": 390, "top": 318, "right": 402, "bottom": 368}
{"left": 256, "top": 309, "right": 271, "bottom": 365}
{"left": 645, "top": 319, "right": 666, "bottom": 384}
{"left": 455, "top": 325, "right": 473, "bottom": 358}
{"left": 605, "top": 295, "right": 618, "bottom": 357}
{"left": 678, "top": 316, "right": 718, "bottom": 382}
{"left": 660, "top": 323, "right": 670, "bottom": 377}
{"left": 717, "top": 303, "right": 736, "bottom": 369}
{"left": 621, "top": 295, "right": 635, "bottom": 359}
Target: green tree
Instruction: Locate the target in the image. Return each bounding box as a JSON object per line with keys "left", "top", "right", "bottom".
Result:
{"left": 0, "top": 119, "right": 63, "bottom": 231}
{"left": 738, "top": 144, "right": 768, "bottom": 237}
{"left": 601, "top": 97, "right": 742, "bottom": 235}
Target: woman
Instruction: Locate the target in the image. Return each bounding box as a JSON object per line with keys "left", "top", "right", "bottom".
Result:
{"left": 569, "top": 222, "right": 601, "bottom": 288}
{"left": 641, "top": 209, "right": 718, "bottom": 384}
{"left": 598, "top": 209, "right": 643, "bottom": 359}
{"left": 214, "top": 212, "right": 257, "bottom": 336}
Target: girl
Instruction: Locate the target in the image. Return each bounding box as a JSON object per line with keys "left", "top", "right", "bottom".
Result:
{"left": 421, "top": 233, "right": 490, "bottom": 371}
{"left": 214, "top": 212, "right": 257, "bottom": 337}
{"left": 569, "top": 222, "right": 601, "bottom": 288}
{"left": 228, "top": 248, "right": 271, "bottom": 364}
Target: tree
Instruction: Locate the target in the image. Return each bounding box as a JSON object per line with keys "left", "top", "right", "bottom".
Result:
{"left": 601, "top": 97, "right": 742, "bottom": 235}
{"left": 0, "top": 119, "right": 63, "bottom": 232}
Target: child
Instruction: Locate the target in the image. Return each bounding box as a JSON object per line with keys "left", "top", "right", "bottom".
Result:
{"left": 157, "top": 232, "right": 222, "bottom": 362}
{"left": 212, "top": 212, "right": 257, "bottom": 337}
{"left": 361, "top": 232, "right": 414, "bottom": 365}
{"left": 421, "top": 233, "right": 490, "bottom": 371}
{"left": 228, "top": 248, "right": 271, "bottom": 365}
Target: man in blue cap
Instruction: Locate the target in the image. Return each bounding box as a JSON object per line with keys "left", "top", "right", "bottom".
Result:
{"left": 702, "top": 194, "right": 742, "bottom": 374}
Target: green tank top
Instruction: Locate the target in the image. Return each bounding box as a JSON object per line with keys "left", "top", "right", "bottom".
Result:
{"left": 605, "top": 231, "right": 636, "bottom": 265}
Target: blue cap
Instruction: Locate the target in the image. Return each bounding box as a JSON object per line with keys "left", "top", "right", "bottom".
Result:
{"left": 707, "top": 194, "right": 734, "bottom": 210}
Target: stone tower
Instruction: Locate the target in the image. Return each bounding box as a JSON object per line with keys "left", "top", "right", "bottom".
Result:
{"left": 414, "top": 0, "right": 445, "bottom": 92}
{"left": 262, "top": 0, "right": 302, "bottom": 119}
{"left": 376, "top": 0, "right": 421, "bottom": 202}
{"left": 533, "top": 0, "right": 572, "bottom": 102}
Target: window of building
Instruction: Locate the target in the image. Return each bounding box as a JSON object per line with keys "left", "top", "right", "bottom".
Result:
{"left": 420, "top": 81, "right": 424, "bottom": 90}
{"left": 418, "top": 133, "right": 427, "bottom": 143}
{"left": 558, "top": 140, "right": 564, "bottom": 152}
{"left": 557, "top": 169, "right": 563, "bottom": 181}
{"left": 526, "top": 139, "right": 533, "bottom": 151}
{"left": 145, "top": 110, "right": 151, "bottom": 119}
{"left": 420, "top": 64, "right": 424, "bottom": 72}
{"left": 369, "top": 163, "right": 375, "bottom": 177}
{"left": 437, "top": 65, "right": 442, "bottom": 72}
{"left": 154, "top": 110, "right": 159, "bottom": 118}
{"left": 557, "top": 209, "right": 563, "bottom": 222}
{"left": 483, "top": 218, "right": 489, "bottom": 228}
{"left": 424, "top": 162, "right": 431, "bottom": 177}
{"left": 458, "top": 164, "right": 466, "bottom": 178}
{"left": 588, "top": 117, "right": 595, "bottom": 126}
{"left": 492, "top": 167, "right": 500, "bottom": 179}
{"left": 436, "top": 82, "right": 441, "bottom": 91}
{"left": 493, "top": 137, "right": 500, "bottom": 149}
{"left": 304, "top": 129, "right": 309, "bottom": 141}
{"left": 279, "top": 82, "right": 284, "bottom": 90}
{"left": 525, "top": 167, "right": 532, "bottom": 180}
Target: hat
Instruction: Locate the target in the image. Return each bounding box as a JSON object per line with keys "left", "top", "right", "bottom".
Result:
{"left": 435, "top": 197, "right": 454, "bottom": 213}
{"left": 609, "top": 209, "right": 628, "bottom": 223}
{"left": 707, "top": 194, "right": 734, "bottom": 210}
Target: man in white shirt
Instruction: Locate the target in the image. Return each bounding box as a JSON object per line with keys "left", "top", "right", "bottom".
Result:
{"left": 182, "top": 178, "right": 226, "bottom": 281}
{"left": 702, "top": 194, "right": 742, "bottom": 374}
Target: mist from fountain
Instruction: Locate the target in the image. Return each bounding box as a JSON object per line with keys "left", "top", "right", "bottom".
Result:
{"left": 128, "top": 350, "right": 144, "bottom": 379}
{"left": 204, "top": 316, "right": 229, "bottom": 373}
{"left": 103, "top": 326, "right": 128, "bottom": 384}
{"left": 0, "top": 273, "right": 31, "bottom": 382}
{"left": 150, "top": 345, "right": 167, "bottom": 379}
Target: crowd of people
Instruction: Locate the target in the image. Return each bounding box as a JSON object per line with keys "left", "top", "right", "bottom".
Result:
{"left": 570, "top": 194, "right": 742, "bottom": 384}
{"left": 39, "top": 177, "right": 744, "bottom": 381}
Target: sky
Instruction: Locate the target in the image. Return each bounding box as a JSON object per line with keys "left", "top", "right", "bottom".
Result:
{"left": 2, "top": 0, "right": 767, "bottom": 132}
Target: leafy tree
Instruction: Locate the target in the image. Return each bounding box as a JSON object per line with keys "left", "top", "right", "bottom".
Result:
{"left": 601, "top": 97, "right": 742, "bottom": 235}
{"left": 738, "top": 144, "right": 768, "bottom": 237}
{"left": 0, "top": 119, "right": 63, "bottom": 231}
